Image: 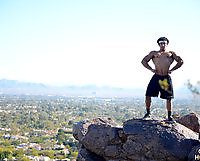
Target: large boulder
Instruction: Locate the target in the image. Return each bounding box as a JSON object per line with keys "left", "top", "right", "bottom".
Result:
{"left": 174, "top": 113, "right": 200, "bottom": 133}
{"left": 73, "top": 117, "right": 118, "bottom": 142}
{"left": 123, "top": 118, "right": 198, "bottom": 161}
{"left": 73, "top": 117, "right": 200, "bottom": 161}
{"left": 76, "top": 144, "right": 106, "bottom": 161}
{"left": 188, "top": 145, "right": 200, "bottom": 161}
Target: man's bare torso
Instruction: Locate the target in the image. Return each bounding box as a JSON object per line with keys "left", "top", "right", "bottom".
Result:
{"left": 141, "top": 49, "right": 183, "bottom": 76}
{"left": 151, "top": 51, "right": 174, "bottom": 76}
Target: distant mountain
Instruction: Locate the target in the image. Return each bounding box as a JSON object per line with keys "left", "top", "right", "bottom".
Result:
{"left": 0, "top": 79, "right": 191, "bottom": 98}
{"left": 0, "top": 79, "right": 48, "bottom": 95}
{"left": 0, "top": 79, "right": 46, "bottom": 88}
{"left": 0, "top": 79, "right": 142, "bottom": 96}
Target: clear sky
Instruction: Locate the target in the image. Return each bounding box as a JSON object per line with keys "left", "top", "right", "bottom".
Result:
{"left": 0, "top": 0, "right": 200, "bottom": 89}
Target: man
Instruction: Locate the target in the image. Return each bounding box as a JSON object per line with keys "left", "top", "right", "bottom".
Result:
{"left": 141, "top": 37, "right": 183, "bottom": 121}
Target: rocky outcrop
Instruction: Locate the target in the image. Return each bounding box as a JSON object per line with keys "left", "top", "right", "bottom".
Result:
{"left": 174, "top": 113, "right": 200, "bottom": 133}
{"left": 73, "top": 116, "right": 200, "bottom": 161}
{"left": 188, "top": 144, "right": 200, "bottom": 161}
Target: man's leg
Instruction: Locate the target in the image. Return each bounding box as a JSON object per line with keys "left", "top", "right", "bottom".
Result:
{"left": 143, "top": 96, "right": 151, "bottom": 119}
{"left": 166, "top": 99, "right": 173, "bottom": 121}
{"left": 146, "top": 96, "right": 151, "bottom": 113}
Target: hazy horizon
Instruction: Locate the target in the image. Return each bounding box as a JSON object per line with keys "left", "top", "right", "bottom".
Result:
{"left": 0, "top": 78, "right": 189, "bottom": 90}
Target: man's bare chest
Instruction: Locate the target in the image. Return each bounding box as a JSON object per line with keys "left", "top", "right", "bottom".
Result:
{"left": 152, "top": 52, "right": 173, "bottom": 64}
{"left": 153, "top": 52, "right": 172, "bottom": 60}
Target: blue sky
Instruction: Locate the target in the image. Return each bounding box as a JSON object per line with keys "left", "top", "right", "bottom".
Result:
{"left": 0, "top": 0, "right": 200, "bottom": 89}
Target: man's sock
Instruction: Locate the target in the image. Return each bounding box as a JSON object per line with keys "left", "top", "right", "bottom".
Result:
{"left": 147, "top": 108, "right": 150, "bottom": 114}
{"left": 168, "top": 111, "right": 172, "bottom": 118}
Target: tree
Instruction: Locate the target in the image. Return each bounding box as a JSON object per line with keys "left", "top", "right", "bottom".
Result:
{"left": 69, "top": 151, "right": 78, "bottom": 159}
{"left": 18, "top": 157, "right": 31, "bottom": 161}
{"left": 0, "top": 151, "right": 5, "bottom": 160}
{"left": 13, "top": 149, "right": 25, "bottom": 158}
{"left": 56, "top": 135, "right": 65, "bottom": 145}
{"left": 27, "top": 149, "right": 39, "bottom": 156}
{"left": 0, "top": 150, "right": 12, "bottom": 160}
{"left": 2, "top": 140, "right": 11, "bottom": 147}
{"left": 56, "top": 129, "right": 69, "bottom": 145}
{"left": 40, "top": 150, "right": 55, "bottom": 159}
{"left": 187, "top": 80, "right": 200, "bottom": 95}
{"left": 68, "top": 120, "right": 73, "bottom": 126}
{"left": 11, "top": 140, "right": 21, "bottom": 146}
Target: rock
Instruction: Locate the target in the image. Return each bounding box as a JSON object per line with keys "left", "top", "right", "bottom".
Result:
{"left": 73, "top": 117, "right": 117, "bottom": 141}
{"left": 174, "top": 113, "right": 200, "bottom": 133}
{"left": 79, "top": 120, "right": 122, "bottom": 156}
{"left": 73, "top": 116, "right": 200, "bottom": 161}
{"left": 123, "top": 119, "right": 199, "bottom": 161}
{"left": 188, "top": 145, "right": 200, "bottom": 161}
{"left": 77, "top": 145, "right": 106, "bottom": 161}
{"left": 73, "top": 118, "right": 120, "bottom": 160}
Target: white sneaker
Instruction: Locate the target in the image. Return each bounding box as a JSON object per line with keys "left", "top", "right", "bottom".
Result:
{"left": 142, "top": 113, "right": 151, "bottom": 120}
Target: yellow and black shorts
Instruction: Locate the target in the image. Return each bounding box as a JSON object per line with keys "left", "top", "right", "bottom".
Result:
{"left": 145, "top": 74, "right": 174, "bottom": 99}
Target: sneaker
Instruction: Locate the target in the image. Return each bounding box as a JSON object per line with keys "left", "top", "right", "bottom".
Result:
{"left": 142, "top": 113, "right": 151, "bottom": 120}
{"left": 167, "top": 116, "right": 176, "bottom": 123}
{"left": 168, "top": 116, "right": 173, "bottom": 121}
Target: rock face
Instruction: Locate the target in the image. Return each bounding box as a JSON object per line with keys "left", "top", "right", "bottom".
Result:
{"left": 174, "top": 113, "right": 200, "bottom": 133}
{"left": 188, "top": 145, "right": 200, "bottom": 161}
{"left": 73, "top": 116, "right": 200, "bottom": 161}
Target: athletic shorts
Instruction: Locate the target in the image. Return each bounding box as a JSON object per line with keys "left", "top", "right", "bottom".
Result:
{"left": 145, "top": 74, "right": 174, "bottom": 99}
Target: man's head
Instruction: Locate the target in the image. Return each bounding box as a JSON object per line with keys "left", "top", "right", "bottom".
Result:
{"left": 157, "top": 37, "right": 169, "bottom": 45}
{"left": 157, "top": 37, "right": 169, "bottom": 51}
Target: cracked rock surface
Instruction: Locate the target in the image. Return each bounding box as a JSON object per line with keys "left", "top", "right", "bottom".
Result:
{"left": 73, "top": 115, "right": 200, "bottom": 161}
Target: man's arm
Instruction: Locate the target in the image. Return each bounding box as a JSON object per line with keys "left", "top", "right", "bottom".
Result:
{"left": 169, "top": 51, "right": 184, "bottom": 73}
{"left": 141, "top": 51, "right": 156, "bottom": 73}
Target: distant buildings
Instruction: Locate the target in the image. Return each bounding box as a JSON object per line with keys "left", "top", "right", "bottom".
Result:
{"left": 26, "top": 156, "right": 71, "bottom": 161}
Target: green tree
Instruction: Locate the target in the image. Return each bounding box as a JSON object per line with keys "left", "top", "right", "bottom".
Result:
{"left": 69, "top": 151, "right": 78, "bottom": 159}
{"left": 56, "top": 129, "right": 67, "bottom": 145}
{"left": 11, "top": 140, "right": 21, "bottom": 146}
{"left": 56, "top": 154, "right": 66, "bottom": 160}
{"left": 18, "top": 157, "right": 31, "bottom": 161}
{"left": 0, "top": 150, "right": 12, "bottom": 160}
{"left": 187, "top": 80, "right": 200, "bottom": 95}
{"left": 68, "top": 120, "right": 73, "bottom": 126}
{"left": 13, "top": 149, "right": 25, "bottom": 158}
{"left": 2, "top": 140, "right": 11, "bottom": 147}
{"left": 41, "top": 150, "right": 55, "bottom": 159}
{"left": 27, "top": 149, "right": 39, "bottom": 156}
{"left": 0, "top": 151, "right": 5, "bottom": 160}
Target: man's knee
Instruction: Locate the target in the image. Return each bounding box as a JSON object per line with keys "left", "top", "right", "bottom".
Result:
{"left": 167, "top": 99, "right": 171, "bottom": 103}
{"left": 146, "top": 96, "right": 151, "bottom": 100}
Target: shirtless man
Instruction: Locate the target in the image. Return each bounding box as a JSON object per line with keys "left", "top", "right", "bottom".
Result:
{"left": 141, "top": 37, "right": 183, "bottom": 121}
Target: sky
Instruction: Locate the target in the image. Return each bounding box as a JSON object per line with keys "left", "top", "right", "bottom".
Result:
{"left": 0, "top": 0, "right": 200, "bottom": 89}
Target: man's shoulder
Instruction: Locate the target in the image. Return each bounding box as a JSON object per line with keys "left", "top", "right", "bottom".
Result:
{"left": 149, "top": 51, "right": 159, "bottom": 57}
{"left": 149, "top": 50, "right": 158, "bottom": 54}
{"left": 168, "top": 51, "right": 176, "bottom": 55}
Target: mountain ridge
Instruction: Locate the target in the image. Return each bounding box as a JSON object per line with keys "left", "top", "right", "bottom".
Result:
{"left": 0, "top": 79, "right": 144, "bottom": 96}
{"left": 0, "top": 79, "right": 191, "bottom": 98}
